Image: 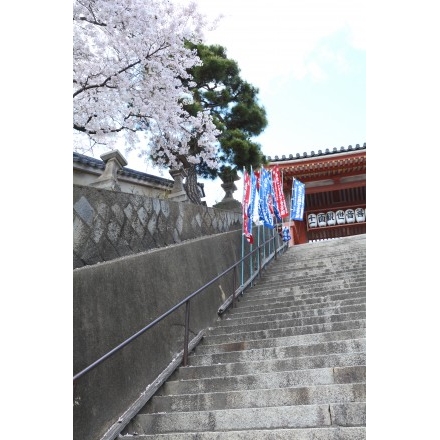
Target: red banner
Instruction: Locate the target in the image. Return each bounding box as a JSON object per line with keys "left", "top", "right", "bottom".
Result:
{"left": 271, "top": 165, "right": 289, "bottom": 218}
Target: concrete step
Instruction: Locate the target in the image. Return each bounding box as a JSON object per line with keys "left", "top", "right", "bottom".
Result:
{"left": 209, "top": 311, "right": 366, "bottom": 335}
{"left": 244, "top": 287, "right": 366, "bottom": 304}
{"left": 176, "top": 351, "right": 366, "bottom": 381}
{"left": 203, "top": 319, "right": 366, "bottom": 345}
{"left": 254, "top": 266, "right": 365, "bottom": 279}
{"left": 148, "top": 382, "right": 365, "bottom": 413}
{"left": 119, "top": 235, "right": 366, "bottom": 439}
{"left": 245, "top": 264, "right": 364, "bottom": 276}
{"left": 216, "top": 305, "right": 366, "bottom": 331}
{"left": 119, "top": 426, "right": 366, "bottom": 439}
{"left": 255, "top": 271, "right": 365, "bottom": 284}
{"left": 196, "top": 328, "right": 366, "bottom": 355}
{"left": 223, "top": 298, "right": 365, "bottom": 317}
{"left": 127, "top": 402, "right": 366, "bottom": 435}
{"left": 220, "top": 303, "right": 366, "bottom": 324}
{"left": 157, "top": 365, "right": 365, "bottom": 396}
{"left": 261, "top": 259, "right": 366, "bottom": 269}
{"left": 188, "top": 338, "right": 366, "bottom": 367}
{"left": 256, "top": 261, "right": 366, "bottom": 276}
{"left": 235, "top": 290, "right": 366, "bottom": 308}
{"left": 227, "top": 295, "right": 365, "bottom": 317}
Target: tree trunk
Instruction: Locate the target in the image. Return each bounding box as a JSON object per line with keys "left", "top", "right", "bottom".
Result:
{"left": 184, "top": 164, "right": 202, "bottom": 205}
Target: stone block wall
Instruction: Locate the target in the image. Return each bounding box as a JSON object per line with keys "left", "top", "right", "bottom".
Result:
{"left": 73, "top": 184, "right": 242, "bottom": 269}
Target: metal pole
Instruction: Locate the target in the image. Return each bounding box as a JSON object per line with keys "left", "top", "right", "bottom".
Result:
{"left": 232, "top": 266, "right": 237, "bottom": 308}
{"left": 183, "top": 300, "right": 190, "bottom": 366}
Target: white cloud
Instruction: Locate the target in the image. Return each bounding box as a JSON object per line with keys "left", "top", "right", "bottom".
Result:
{"left": 192, "top": 0, "right": 365, "bottom": 86}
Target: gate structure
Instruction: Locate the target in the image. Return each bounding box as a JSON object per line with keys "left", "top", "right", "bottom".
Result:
{"left": 267, "top": 143, "right": 366, "bottom": 244}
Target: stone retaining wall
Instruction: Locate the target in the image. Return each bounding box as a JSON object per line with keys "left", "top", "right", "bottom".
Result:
{"left": 73, "top": 184, "right": 242, "bottom": 269}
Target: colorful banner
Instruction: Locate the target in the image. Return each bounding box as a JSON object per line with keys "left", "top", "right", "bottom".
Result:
{"left": 290, "top": 178, "right": 305, "bottom": 221}
{"left": 242, "top": 170, "right": 253, "bottom": 243}
{"left": 268, "top": 171, "right": 280, "bottom": 221}
{"left": 271, "top": 165, "right": 289, "bottom": 219}
{"left": 258, "top": 168, "right": 275, "bottom": 228}
{"left": 252, "top": 170, "right": 262, "bottom": 225}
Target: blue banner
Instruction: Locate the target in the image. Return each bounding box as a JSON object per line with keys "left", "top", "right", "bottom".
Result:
{"left": 258, "top": 168, "right": 275, "bottom": 228}
{"left": 290, "top": 179, "right": 305, "bottom": 221}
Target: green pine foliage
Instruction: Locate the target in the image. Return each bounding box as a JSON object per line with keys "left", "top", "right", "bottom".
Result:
{"left": 184, "top": 42, "right": 268, "bottom": 180}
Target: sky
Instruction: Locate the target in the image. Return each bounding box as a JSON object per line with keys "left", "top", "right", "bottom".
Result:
{"left": 123, "top": 0, "right": 366, "bottom": 206}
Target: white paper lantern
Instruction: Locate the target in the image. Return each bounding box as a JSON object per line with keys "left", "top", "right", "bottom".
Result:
{"left": 317, "top": 212, "right": 327, "bottom": 227}
{"left": 336, "top": 210, "right": 346, "bottom": 225}
{"left": 345, "top": 208, "right": 355, "bottom": 224}
{"left": 307, "top": 213, "right": 318, "bottom": 228}
{"left": 326, "top": 211, "right": 336, "bottom": 226}
{"left": 355, "top": 207, "right": 366, "bottom": 222}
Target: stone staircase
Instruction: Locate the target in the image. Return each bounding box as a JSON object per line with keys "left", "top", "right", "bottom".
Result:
{"left": 120, "top": 234, "right": 366, "bottom": 439}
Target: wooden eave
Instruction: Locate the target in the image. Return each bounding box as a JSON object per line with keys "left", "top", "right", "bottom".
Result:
{"left": 270, "top": 151, "right": 366, "bottom": 192}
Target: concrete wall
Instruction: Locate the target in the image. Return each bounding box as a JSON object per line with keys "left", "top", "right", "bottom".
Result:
{"left": 73, "top": 184, "right": 242, "bottom": 269}
{"left": 73, "top": 167, "right": 173, "bottom": 199}
{"left": 73, "top": 228, "right": 281, "bottom": 440}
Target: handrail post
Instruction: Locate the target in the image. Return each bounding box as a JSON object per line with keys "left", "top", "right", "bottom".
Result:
{"left": 232, "top": 265, "right": 237, "bottom": 308}
{"left": 258, "top": 244, "right": 262, "bottom": 278}
{"left": 183, "top": 300, "right": 190, "bottom": 366}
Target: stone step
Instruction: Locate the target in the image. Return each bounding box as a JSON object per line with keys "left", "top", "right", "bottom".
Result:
{"left": 236, "top": 290, "right": 366, "bottom": 307}
{"left": 196, "top": 328, "right": 366, "bottom": 355}
{"left": 148, "top": 382, "right": 365, "bottom": 413}
{"left": 244, "top": 287, "right": 366, "bottom": 303}
{"left": 118, "top": 426, "right": 366, "bottom": 439}
{"left": 256, "top": 261, "right": 366, "bottom": 276}
{"left": 203, "top": 319, "right": 366, "bottom": 345}
{"left": 119, "top": 236, "right": 366, "bottom": 440}
{"left": 229, "top": 297, "right": 366, "bottom": 319}
{"left": 248, "top": 276, "right": 366, "bottom": 292}
{"left": 221, "top": 303, "right": 366, "bottom": 324}
{"left": 218, "top": 304, "right": 366, "bottom": 329}
{"left": 210, "top": 311, "right": 366, "bottom": 335}
{"left": 157, "top": 365, "right": 365, "bottom": 396}
{"left": 176, "top": 351, "right": 366, "bottom": 381}
{"left": 127, "top": 402, "right": 366, "bottom": 435}
{"left": 247, "top": 264, "right": 365, "bottom": 276}
{"left": 227, "top": 295, "right": 365, "bottom": 316}
{"left": 188, "top": 338, "right": 366, "bottom": 367}
{"left": 263, "top": 264, "right": 367, "bottom": 275}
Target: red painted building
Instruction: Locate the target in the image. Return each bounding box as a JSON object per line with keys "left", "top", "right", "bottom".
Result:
{"left": 267, "top": 143, "right": 366, "bottom": 245}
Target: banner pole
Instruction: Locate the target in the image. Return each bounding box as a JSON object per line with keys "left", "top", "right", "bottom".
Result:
{"left": 249, "top": 166, "right": 254, "bottom": 286}
{"left": 241, "top": 167, "right": 245, "bottom": 288}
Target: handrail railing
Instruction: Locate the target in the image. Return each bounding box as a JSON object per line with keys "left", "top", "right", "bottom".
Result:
{"left": 73, "top": 231, "right": 288, "bottom": 383}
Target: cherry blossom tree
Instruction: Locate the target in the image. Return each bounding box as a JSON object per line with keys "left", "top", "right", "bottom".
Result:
{"left": 73, "top": 0, "right": 220, "bottom": 172}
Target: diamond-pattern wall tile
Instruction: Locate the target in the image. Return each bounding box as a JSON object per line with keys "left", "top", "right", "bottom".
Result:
{"left": 111, "top": 203, "right": 125, "bottom": 225}
{"left": 74, "top": 196, "right": 95, "bottom": 226}
{"left": 73, "top": 184, "right": 241, "bottom": 269}
{"left": 123, "top": 203, "right": 134, "bottom": 220}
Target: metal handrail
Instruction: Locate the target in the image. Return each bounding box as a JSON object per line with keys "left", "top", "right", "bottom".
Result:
{"left": 73, "top": 232, "right": 288, "bottom": 383}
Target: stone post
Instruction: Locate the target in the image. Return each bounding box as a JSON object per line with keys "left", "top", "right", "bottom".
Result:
{"left": 168, "top": 168, "right": 189, "bottom": 203}
{"left": 220, "top": 181, "right": 238, "bottom": 201}
{"left": 89, "top": 149, "right": 128, "bottom": 191}
{"left": 212, "top": 174, "right": 242, "bottom": 212}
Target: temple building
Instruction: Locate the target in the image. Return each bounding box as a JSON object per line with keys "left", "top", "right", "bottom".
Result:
{"left": 266, "top": 143, "right": 366, "bottom": 245}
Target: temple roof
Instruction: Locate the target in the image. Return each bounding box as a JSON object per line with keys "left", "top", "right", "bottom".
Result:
{"left": 267, "top": 143, "right": 366, "bottom": 163}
